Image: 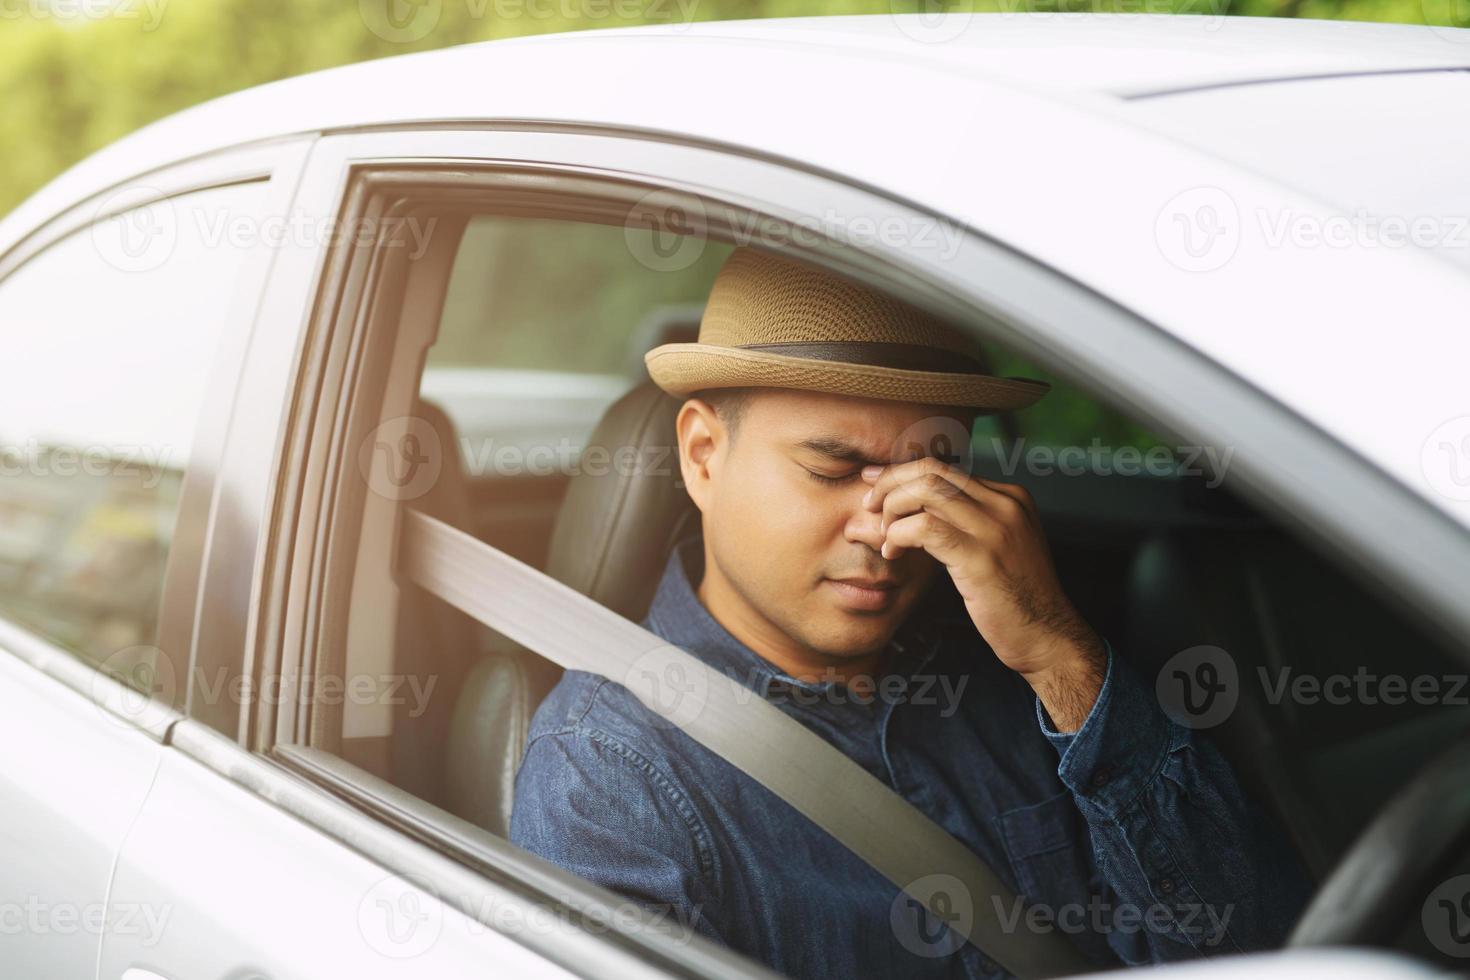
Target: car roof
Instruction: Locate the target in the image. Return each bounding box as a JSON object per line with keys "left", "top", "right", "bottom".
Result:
{"left": 5, "top": 13, "right": 1470, "bottom": 532}
{"left": 6, "top": 12, "right": 1470, "bottom": 246}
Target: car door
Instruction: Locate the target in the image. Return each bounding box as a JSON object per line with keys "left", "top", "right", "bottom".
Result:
{"left": 88, "top": 134, "right": 683, "bottom": 980}
{"left": 0, "top": 149, "right": 295, "bottom": 977}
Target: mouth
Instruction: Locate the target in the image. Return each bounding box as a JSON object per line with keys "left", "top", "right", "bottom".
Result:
{"left": 823, "top": 576, "right": 899, "bottom": 612}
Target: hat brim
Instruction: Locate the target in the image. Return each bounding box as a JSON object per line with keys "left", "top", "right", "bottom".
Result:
{"left": 644, "top": 343, "right": 1050, "bottom": 411}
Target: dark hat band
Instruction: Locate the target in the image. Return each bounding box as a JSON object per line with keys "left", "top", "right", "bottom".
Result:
{"left": 737, "top": 341, "right": 988, "bottom": 375}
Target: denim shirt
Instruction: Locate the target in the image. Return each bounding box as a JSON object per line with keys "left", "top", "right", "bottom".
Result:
{"left": 510, "top": 535, "right": 1310, "bottom": 978}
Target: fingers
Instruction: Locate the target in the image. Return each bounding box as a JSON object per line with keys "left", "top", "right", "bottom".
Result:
{"left": 881, "top": 510, "right": 972, "bottom": 563}
{"left": 873, "top": 473, "right": 988, "bottom": 540}
{"left": 862, "top": 456, "right": 1036, "bottom": 526}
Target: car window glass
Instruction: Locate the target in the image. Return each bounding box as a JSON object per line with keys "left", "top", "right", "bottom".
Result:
{"left": 0, "top": 181, "right": 267, "bottom": 665}
{"left": 426, "top": 216, "right": 732, "bottom": 467}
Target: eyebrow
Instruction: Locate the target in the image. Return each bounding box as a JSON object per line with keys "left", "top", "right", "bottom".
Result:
{"left": 796, "top": 437, "right": 887, "bottom": 468}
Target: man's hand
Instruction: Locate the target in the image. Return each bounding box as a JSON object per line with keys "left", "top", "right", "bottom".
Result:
{"left": 861, "top": 458, "right": 1106, "bottom": 731}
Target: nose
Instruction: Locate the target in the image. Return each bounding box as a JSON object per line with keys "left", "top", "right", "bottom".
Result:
{"left": 843, "top": 500, "right": 885, "bottom": 554}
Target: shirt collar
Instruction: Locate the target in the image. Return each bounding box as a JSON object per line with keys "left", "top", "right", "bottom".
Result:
{"left": 639, "top": 533, "right": 957, "bottom": 706}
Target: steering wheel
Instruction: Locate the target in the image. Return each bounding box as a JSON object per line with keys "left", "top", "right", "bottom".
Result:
{"left": 1289, "top": 727, "right": 1470, "bottom": 947}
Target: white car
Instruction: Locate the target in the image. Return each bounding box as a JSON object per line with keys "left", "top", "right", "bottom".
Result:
{"left": 2, "top": 12, "right": 1469, "bottom": 980}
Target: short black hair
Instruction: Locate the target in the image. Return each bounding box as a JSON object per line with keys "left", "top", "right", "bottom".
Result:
{"left": 691, "top": 387, "right": 754, "bottom": 438}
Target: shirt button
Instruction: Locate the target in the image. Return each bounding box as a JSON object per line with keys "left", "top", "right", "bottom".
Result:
{"left": 1157, "top": 877, "right": 1176, "bottom": 895}
{"left": 1090, "top": 767, "right": 1111, "bottom": 789}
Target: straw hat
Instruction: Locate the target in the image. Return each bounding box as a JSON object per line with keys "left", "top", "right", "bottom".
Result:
{"left": 644, "top": 247, "right": 1050, "bottom": 410}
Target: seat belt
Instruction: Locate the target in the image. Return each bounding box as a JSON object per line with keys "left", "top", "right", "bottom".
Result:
{"left": 399, "top": 508, "right": 1092, "bottom": 979}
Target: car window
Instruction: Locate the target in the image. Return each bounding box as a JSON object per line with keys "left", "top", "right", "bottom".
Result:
{"left": 0, "top": 181, "right": 266, "bottom": 665}
{"left": 426, "top": 216, "right": 732, "bottom": 468}
{"left": 983, "top": 349, "right": 1171, "bottom": 455}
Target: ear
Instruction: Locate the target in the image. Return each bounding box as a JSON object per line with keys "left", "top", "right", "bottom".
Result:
{"left": 675, "top": 397, "right": 727, "bottom": 514}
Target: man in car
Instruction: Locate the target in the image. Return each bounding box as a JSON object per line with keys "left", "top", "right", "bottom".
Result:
{"left": 510, "top": 246, "right": 1309, "bottom": 978}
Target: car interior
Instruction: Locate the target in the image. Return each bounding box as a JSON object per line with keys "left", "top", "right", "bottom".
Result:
{"left": 350, "top": 213, "right": 1470, "bottom": 970}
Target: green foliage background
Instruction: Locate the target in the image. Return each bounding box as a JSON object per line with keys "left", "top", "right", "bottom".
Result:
{"left": 2, "top": 0, "right": 1463, "bottom": 219}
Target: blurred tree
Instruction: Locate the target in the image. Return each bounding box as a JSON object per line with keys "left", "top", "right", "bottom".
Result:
{"left": 2, "top": 0, "right": 1461, "bottom": 216}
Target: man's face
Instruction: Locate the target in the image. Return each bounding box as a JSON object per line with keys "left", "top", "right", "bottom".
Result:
{"left": 681, "top": 388, "right": 975, "bottom": 665}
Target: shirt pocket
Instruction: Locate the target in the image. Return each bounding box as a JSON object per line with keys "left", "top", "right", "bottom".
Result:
{"left": 994, "top": 789, "right": 1099, "bottom": 921}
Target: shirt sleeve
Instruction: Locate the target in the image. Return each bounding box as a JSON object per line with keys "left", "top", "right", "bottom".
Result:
{"left": 509, "top": 728, "right": 725, "bottom": 947}
{"left": 1034, "top": 639, "right": 1311, "bottom": 964}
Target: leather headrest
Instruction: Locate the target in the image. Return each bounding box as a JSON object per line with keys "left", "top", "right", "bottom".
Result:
{"left": 546, "top": 383, "right": 699, "bottom": 620}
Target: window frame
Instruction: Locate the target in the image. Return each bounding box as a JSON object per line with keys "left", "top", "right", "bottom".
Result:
{"left": 214, "top": 125, "right": 1470, "bottom": 975}
{"left": 0, "top": 139, "right": 312, "bottom": 736}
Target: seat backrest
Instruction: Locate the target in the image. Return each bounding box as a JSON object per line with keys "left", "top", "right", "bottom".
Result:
{"left": 544, "top": 381, "right": 698, "bottom": 620}
{"left": 443, "top": 382, "right": 696, "bottom": 834}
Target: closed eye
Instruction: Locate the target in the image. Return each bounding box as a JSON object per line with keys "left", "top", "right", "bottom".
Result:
{"left": 804, "top": 467, "right": 860, "bottom": 486}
